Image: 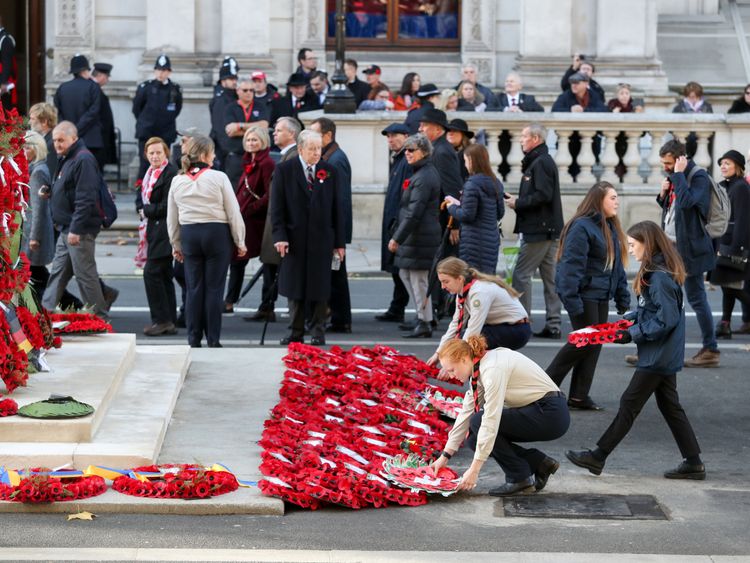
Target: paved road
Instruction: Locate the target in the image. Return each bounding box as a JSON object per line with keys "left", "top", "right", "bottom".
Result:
{"left": 8, "top": 265, "right": 750, "bottom": 559}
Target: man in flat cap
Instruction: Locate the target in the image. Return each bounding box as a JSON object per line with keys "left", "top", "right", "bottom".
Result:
{"left": 552, "top": 72, "right": 607, "bottom": 113}
{"left": 91, "top": 63, "right": 117, "bottom": 170}
{"left": 132, "top": 54, "right": 182, "bottom": 178}
{"left": 54, "top": 54, "right": 104, "bottom": 168}
{"left": 376, "top": 123, "right": 413, "bottom": 324}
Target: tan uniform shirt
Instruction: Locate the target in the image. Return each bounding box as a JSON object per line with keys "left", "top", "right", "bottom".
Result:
{"left": 167, "top": 168, "right": 246, "bottom": 252}
{"left": 444, "top": 348, "right": 560, "bottom": 462}
{"left": 438, "top": 281, "right": 528, "bottom": 349}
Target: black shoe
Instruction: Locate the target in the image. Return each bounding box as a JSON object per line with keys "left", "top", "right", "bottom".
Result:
{"left": 402, "top": 321, "right": 432, "bottom": 339}
{"left": 143, "top": 322, "right": 177, "bottom": 337}
{"left": 326, "top": 324, "right": 352, "bottom": 334}
{"left": 310, "top": 336, "right": 326, "bottom": 346}
{"left": 208, "top": 342, "right": 223, "bottom": 348}
{"left": 565, "top": 449, "right": 604, "bottom": 476}
{"left": 488, "top": 476, "right": 536, "bottom": 496}
{"left": 375, "top": 311, "right": 404, "bottom": 323}
{"left": 715, "top": 321, "right": 732, "bottom": 340}
{"left": 430, "top": 319, "right": 438, "bottom": 329}
{"left": 534, "top": 327, "right": 561, "bottom": 339}
{"left": 664, "top": 461, "right": 706, "bottom": 480}
{"left": 280, "top": 335, "right": 304, "bottom": 345}
{"left": 244, "top": 309, "right": 276, "bottom": 323}
{"left": 567, "top": 397, "right": 604, "bottom": 411}
{"left": 534, "top": 456, "right": 560, "bottom": 491}
{"left": 103, "top": 286, "right": 119, "bottom": 311}
{"left": 175, "top": 313, "right": 186, "bottom": 328}
{"left": 223, "top": 303, "right": 234, "bottom": 315}
{"left": 399, "top": 320, "right": 417, "bottom": 331}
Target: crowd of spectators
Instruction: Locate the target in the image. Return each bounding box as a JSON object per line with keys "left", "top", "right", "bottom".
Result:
{"left": 17, "top": 49, "right": 750, "bottom": 351}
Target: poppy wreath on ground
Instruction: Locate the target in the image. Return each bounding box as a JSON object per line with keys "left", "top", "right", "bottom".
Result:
{"left": 15, "top": 306, "right": 45, "bottom": 350}
{"left": 36, "top": 309, "right": 61, "bottom": 349}
{"left": 259, "top": 343, "right": 453, "bottom": 510}
{"left": 0, "top": 310, "right": 29, "bottom": 393}
{"left": 112, "top": 464, "right": 239, "bottom": 499}
{"left": 0, "top": 396, "right": 17, "bottom": 416}
{"left": 0, "top": 468, "right": 106, "bottom": 503}
{"left": 50, "top": 312, "right": 113, "bottom": 335}
{"left": 381, "top": 453, "right": 460, "bottom": 496}
{"left": 568, "top": 319, "right": 634, "bottom": 348}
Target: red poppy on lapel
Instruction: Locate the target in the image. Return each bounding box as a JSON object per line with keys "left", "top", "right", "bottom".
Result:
{"left": 402, "top": 179, "right": 410, "bottom": 190}
{"left": 316, "top": 169, "right": 330, "bottom": 183}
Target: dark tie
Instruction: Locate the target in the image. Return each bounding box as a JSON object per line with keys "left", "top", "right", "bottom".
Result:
{"left": 512, "top": 97, "right": 518, "bottom": 107}
{"left": 306, "top": 166, "right": 314, "bottom": 190}
{"left": 295, "top": 100, "right": 301, "bottom": 110}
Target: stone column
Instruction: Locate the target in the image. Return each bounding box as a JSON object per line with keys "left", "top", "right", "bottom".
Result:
{"left": 461, "top": 0, "right": 497, "bottom": 88}
{"left": 292, "top": 0, "right": 326, "bottom": 75}
{"left": 52, "top": 0, "right": 95, "bottom": 80}
{"left": 515, "top": 0, "right": 574, "bottom": 91}
{"left": 594, "top": 0, "right": 667, "bottom": 94}
{"left": 146, "top": 0, "right": 195, "bottom": 53}
{"left": 221, "top": 0, "right": 270, "bottom": 55}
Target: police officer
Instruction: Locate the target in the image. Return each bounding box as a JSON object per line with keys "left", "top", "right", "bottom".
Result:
{"left": 54, "top": 54, "right": 104, "bottom": 165}
{"left": 91, "top": 62, "right": 116, "bottom": 170}
{"left": 209, "top": 56, "right": 239, "bottom": 171}
{"left": 132, "top": 54, "right": 182, "bottom": 178}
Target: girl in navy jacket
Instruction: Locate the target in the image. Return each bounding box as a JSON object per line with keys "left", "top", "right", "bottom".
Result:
{"left": 546, "top": 182, "right": 630, "bottom": 410}
{"left": 566, "top": 220, "right": 705, "bottom": 480}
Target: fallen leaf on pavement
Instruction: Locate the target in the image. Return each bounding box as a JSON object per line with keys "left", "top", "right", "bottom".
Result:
{"left": 67, "top": 511, "right": 96, "bottom": 521}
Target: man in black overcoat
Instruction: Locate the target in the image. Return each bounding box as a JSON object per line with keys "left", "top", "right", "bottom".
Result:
{"left": 271, "top": 130, "right": 345, "bottom": 346}
{"left": 269, "top": 73, "right": 320, "bottom": 129}
{"left": 91, "top": 63, "right": 117, "bottom": 170}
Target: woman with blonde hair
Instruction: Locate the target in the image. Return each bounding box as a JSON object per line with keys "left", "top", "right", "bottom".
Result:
{"left": 431, "top": 335, "right": 569, "bottom": 496}
{"left": 167, "top": 134, "right": 246, "bottom": 348}
{"left": 456, "top": 80, "right": 486, "bottom": 112}
{"left": 546, "top": 181, "right": 630, "bottom": 411}
{"left": 224, "top": 125, "right": 275, "bottom": 313}
{"left": 22, "top": 131, "right": 55, "bottom": 300}
{"left": 435, "top": 88, "right": 458, "bottom": 112}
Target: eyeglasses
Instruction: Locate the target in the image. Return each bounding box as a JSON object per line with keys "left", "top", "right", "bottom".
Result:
{"left": 404, "top": 148, "right": 417, "bottom": 152}
{"left": 744, "top": 91, "right": 750, "bottom": 95}
{"left": 239, "top": 88, "right": 253, "bottom": 92}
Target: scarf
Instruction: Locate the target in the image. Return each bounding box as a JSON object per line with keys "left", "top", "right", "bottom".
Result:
{"left": 134, "top": 161, "right": 167, "bottom": 268}
{"left": 455, "top": 279, "right": 476, "bottom": 337}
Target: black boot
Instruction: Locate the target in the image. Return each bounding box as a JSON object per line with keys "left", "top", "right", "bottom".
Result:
{"left": 715, "top": 320, "right": 732, "bottom": 339}
{"left": 402, "top": 320, "right": 432, "bottom": 338}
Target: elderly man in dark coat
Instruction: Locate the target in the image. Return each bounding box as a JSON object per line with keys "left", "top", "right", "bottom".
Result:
{"left": 271, "top": 129, "right": 345, "bottom": 346}
{"left": 377, "top": 123, "right": 412, "bottom": 323}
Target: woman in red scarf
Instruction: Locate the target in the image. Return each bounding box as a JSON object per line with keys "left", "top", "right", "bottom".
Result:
{"left": 135, "top": 137, "right": 178, "bottom": 335}
{"left": 224, "top": 125, "right": 275, "bottom": 312}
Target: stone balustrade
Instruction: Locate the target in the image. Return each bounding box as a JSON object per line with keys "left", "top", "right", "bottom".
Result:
{"left": 301, "top": 112, "right": 750, "bottom": 240}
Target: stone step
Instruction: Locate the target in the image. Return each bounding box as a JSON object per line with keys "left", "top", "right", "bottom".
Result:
{"left": 0, "top": 333, "right": 136, "bottom": 443}
{"left": 0, "top": 342, "right": 190, "bottom": 469}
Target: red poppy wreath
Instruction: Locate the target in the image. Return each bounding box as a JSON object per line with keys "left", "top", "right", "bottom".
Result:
{"left": 0, "top": 469, "right": 106, "bottom": 503}
{"left": 112, "top": 464, "right": 239, "bottom": 499}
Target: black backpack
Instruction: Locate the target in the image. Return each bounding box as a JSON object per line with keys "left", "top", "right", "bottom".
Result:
{"left": 97, "top": 178, "right": 118, "bottom": 229}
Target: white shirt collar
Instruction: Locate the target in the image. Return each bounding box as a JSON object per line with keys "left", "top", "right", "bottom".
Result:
{"left": 299, "top": 155, "right": 316, "bottom": 174}
{"left": 280, "top": 143, "right": 296, "bottom": 155}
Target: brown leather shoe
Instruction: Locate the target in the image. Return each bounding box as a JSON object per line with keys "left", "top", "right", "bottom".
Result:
{"left": 244, "top": 309, "right": 276, "bottom": 323}
{"left": 684, "top": 347, "right": 720, "bottom": 368}
{"left": 143, "top": 322, "right": 178, "bottom": 336}
{"left": 624, "top": 354, "right": 638, "bottom": 366}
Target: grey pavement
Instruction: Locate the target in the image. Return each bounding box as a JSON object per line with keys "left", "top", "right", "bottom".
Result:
{"left": 8, "top": 210, "right": 749, "bottom": 559}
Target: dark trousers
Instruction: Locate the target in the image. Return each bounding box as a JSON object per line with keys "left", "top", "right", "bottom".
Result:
{"left": 181, "top": 223, "right": 233, "bottom": 347}
{"left": 721, "top": 285, "right": 750, "bottom": 322}
{"left": 388, "top": 268, "right": 410, "bottom": 315}
{"left": 329, "top": 258, "right": 351, "bottom": 326}
{"left": 259, "top": 263, "right": 279, "bottom": 311}
{"left": 684, "top": 272, "right": 716, "bottom": 350}
{"left": 289, "top": 299, "right": 326, "bottom": 339}
{"left": 482, "top": 322, "right": 532, "bottom": 351}
{"left": 546, "top": 299, "right": 609, "bottom": 401}
{"left": 597, "top": 369, "right": 701, "bottom": 458}
{"left": 744, "top": 279, "right": 750, "bottom": 323}
{"left": 225, "top": 261, "right": 248, "bottom": 304}
{"left": 143, "top": 256, "right": 177, "bottom": 324}
{"left": 466, "top": 394, "right": 570, "bottom": 482}
{"left": 30, "top": 265, "right": 50, "bottom": 303}
{"left": 224, "top": 153, "right": 243, "bottom": 191}
{"left": 174, "top": 259, "right": 186, "bottom": 314}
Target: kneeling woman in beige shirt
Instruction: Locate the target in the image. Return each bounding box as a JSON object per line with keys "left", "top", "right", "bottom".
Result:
{"left": 432, "top": 335, "right": 570, "bottom": 496}
{"left": 167, "top": 135, "right": 246, "bottom": 348}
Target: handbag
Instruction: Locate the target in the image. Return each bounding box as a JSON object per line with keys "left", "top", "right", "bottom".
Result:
{"left": 717, "top": 245, "right": 750, "bottom": 271}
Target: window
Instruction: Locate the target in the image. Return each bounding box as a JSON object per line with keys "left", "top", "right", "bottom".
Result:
{"left": 326, "top": 0, "right": 460, "bottom": 49}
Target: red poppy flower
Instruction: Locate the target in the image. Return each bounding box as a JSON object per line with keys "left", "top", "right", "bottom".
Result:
{"left": 402, "top": 179, "right": 410, "bottom": 190}
{"left": 316, "top": 169, "right": 329, "bottom": 181}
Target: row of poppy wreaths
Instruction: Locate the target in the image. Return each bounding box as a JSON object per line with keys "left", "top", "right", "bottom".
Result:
{"left": 0, "top": 464, "right": 241, "bottom": 504}
{"left": 258, "top": 342, "right": 464, "bottom": 510}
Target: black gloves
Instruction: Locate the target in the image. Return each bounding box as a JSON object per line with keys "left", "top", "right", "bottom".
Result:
{"left": 614, "top": 329, "right": 632, "bottom": 344}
